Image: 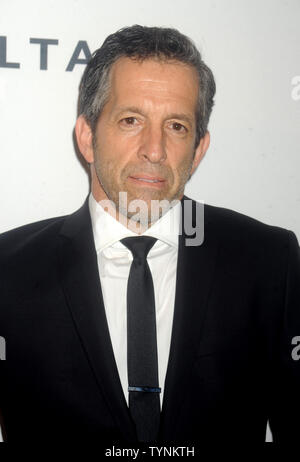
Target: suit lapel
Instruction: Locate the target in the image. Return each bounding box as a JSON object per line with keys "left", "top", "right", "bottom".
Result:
{"left": 159, "top": 195, "right": 220, "bottom": 440}
{"left": 58, "top": 197, "right": 137, "bottom": 441}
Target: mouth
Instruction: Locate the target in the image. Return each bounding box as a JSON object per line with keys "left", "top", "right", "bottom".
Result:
{"left": 128, "top": 175, "right": 166, "bottom": 188}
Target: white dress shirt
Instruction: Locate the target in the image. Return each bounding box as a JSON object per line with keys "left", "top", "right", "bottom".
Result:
{"left": 88, "top": 192, "right": 181, "bottom": 409}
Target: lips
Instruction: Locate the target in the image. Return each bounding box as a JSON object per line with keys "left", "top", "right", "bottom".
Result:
{"left": 128, "top": 174, "right": 166, "bottom": 188}
{"left": 129, "top": 174, "right": 165, "bottom": 183}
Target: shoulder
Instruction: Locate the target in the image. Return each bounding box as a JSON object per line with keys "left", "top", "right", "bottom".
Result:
{"left": 0, "top": 196, "right": 90, "bottom": 269}
{"left": 184, "top": 195, "right": 299, "bottom": 257}
{"left": 0, "top": 195, "right": 90, "bottom": 256}
{"left": 0, "top": 215, "right": 71, "bottom": 292}
{"left": 0, "top": 214, "right": 71, "bottom": 300}
{"left": 0, "top": 215, "right": 67, "bottom": 258}
{"left": 205, "top": 201, "right": 289, "bottom": 237}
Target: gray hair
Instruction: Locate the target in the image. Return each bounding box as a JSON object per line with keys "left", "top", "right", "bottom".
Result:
{"left": 78, "top": 25, "right": 216, "bottom": 148}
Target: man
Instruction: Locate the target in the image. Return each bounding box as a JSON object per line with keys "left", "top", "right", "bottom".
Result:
{"left": 0, "top": 25, "right": 299, "bottom": 444}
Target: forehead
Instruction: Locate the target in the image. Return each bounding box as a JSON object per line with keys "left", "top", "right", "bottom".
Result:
{"left": 108, "top": 56, "right": 199, "bottom": 109}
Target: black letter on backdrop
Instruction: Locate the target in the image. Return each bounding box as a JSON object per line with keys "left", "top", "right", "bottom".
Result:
{"left": 0, "top": 36, "right": 20, "bottom": 68}
{"left": 66, "top": 41, "right": 91, "bottom": 71}
{"left": 30, "top": 38, "right": 59, "bottom": 70}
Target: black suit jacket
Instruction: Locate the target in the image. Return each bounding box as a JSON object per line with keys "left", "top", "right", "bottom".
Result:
{"left": 0, "top": 194, "right": 299, "bottom": 443}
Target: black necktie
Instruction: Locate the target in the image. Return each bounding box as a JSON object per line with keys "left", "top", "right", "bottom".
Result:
{"left": 120, "top": 236, "right": 161, "bottom": 442}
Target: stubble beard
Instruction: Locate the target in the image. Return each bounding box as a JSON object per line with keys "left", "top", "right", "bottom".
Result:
{"left": 92, "top": 146, "right": 194, "bottom": 227}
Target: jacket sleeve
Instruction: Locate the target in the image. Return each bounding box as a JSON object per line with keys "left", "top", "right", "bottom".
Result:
{"left": 268, "top": 229, "right": 300, "bottom": 442}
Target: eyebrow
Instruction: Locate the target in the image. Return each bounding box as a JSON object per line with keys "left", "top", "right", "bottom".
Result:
{"left": 114, "top": 106, "right": 194, "bottom": 127}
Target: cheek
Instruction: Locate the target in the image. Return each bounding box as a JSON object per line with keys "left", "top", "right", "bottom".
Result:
{"left": 170, "top": 147, "right": 194, "bottom": 172}
{"left": 166, "top": 134, "right": 194, "bottom": 157}
{"left": 100, "top": 133, "right": 138, "bottom": 164}
{"left": 173, "top": 154, "right": 195, "bottom": 185}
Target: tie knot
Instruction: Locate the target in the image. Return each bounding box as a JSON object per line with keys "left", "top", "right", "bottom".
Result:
{"left": 120, "top": 236, "right": 157, "bottom": 261}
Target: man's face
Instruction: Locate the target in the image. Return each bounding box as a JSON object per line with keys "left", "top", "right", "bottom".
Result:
{"left": 78, "top": 56, "right": 209, "bottom": 225}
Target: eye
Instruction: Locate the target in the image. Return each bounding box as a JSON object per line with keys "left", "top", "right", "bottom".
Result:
{"left": 120, "top": 116, "right": 138, "bottom": 126}
{"left": 170, "top": 122, "right": 187, "bottom": 133}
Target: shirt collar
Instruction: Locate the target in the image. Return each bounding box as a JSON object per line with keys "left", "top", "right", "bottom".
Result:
{"left": 88, "top": 192, "right": 181, "bottom": 253}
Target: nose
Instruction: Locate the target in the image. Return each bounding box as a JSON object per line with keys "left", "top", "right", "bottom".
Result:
{"left": 137, "top": 123, "right": 167, "bottom": 163}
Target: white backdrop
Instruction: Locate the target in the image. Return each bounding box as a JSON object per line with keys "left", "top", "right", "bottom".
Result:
{"left": 1, "top": 0, "right": 300, "bottom": 443}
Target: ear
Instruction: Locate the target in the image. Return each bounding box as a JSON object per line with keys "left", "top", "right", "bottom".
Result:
{"left": 190, "top": 130, "right": 210, "bottom": 177}
{"left": 75, "top": 115, "right": 94, "bottom": 163}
